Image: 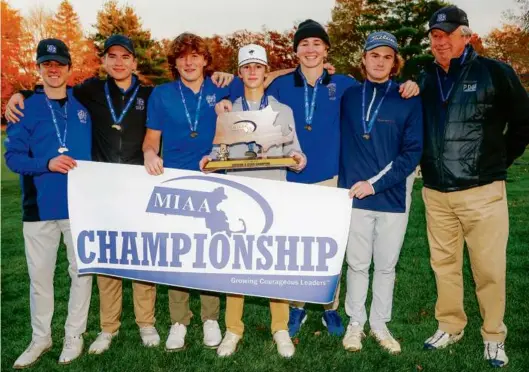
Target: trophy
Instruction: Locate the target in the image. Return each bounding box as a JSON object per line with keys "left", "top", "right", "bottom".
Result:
{"left": 204, "top": 106, "right": 298, "bottom": 171}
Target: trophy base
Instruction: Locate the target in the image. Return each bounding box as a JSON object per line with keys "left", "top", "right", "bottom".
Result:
{"left": 205, "top": 157, "right": 297, "bottom": 171}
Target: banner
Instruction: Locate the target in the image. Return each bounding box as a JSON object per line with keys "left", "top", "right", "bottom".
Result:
{"left": 69, "top": 161, "right": 352, "bottom": 303}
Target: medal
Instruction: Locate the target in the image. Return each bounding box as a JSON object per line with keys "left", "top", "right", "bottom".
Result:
{"left": 241, "top": 95, "right": 268, "bottom": 156}
{"left": 301, "top": 70, "right": 323, "bottom": 132}
{"left": 45, "top": 97, "right": 69, "bottom": 154}
{"left": 361, "top": 80, "right": 392, "bottom": 140}
{"left": 104, "top": 80, "right": 140, "bottom": 132}
{"left": 178, "top": 80, "right": 204, "bottom": 138}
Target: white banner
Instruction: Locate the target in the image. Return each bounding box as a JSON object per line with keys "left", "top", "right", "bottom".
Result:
{"left": 69, "top": 161, "right": 351, "bottom": 303}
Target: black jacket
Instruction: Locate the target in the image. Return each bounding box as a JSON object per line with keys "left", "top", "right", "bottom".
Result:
{"left": 24, "top": 75, "right": 153, "bottom": 165}
{"left": 420, "top": 47, "right": 529, "bottom": 192}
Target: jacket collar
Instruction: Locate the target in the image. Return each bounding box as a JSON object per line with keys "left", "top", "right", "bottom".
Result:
{"left": 106, "top": 74, "right": 140, "bottom": 95}
{"left": 294, "top": 66, "right": 332, "bottom": 87}
{"left": 429, "top": 45, "right": 478, "bottom": 75}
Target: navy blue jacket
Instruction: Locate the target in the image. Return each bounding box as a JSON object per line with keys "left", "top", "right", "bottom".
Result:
{"left": 4, "top": 89, "right": 92, "bottom": 221}
{"left": 338, "top": 80, "right": 423, "bottom": 213}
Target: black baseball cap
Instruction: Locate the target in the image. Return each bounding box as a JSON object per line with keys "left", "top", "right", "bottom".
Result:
{"left": 428, "top": 6, "right": 469, "bottom": 34}
{"left": 102, "top": 34, "right": 136, "bottom": 56}
{"left": 36, "top": 38, "right": 71, "bottom": 65}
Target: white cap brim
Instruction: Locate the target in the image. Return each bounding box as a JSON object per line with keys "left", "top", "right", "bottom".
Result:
{"left": 238, "top": 58, "right": 268, "bottom": 67}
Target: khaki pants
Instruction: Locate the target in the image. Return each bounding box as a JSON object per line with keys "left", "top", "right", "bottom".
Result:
{"left": 291, "top": 175, "right": 341, "bottom": 310}
{"left": 225, "top": 294, "right": 289, "bottom": 336}
{"left": 422, "top": 181, "right": 509, "bottom": 341}
{"left": 168, "top": 288, "right": 219, "bottom": 326}
{"left": 97, "top": 275, "right": 156, "bottom": 333}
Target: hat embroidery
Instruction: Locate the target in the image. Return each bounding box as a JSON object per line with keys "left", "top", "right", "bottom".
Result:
{"left": 77, "top": 110, "right": 88, "bottom": 124}
{"left": 47, "top": 44, "right": 57, "bottom": 54}
{"left": 437, "top": 13, "right": 447, "bottom": 22}
{"left": 249, "top": 50, "right": 254, "bottom": 55}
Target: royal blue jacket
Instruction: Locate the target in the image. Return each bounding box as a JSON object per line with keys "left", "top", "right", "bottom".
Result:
{"left": 4, "top": 89, "right": 92, "bottom": 221}
{"left": 338, "top": 80, "right": 423, "bottom": 213}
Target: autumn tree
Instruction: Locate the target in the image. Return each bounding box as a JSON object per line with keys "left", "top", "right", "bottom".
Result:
{"left": 485, "top": 24, "right": 529, "bottom": 88}
{"left": 1, "top": 1, "right": 35, "bottom": 117}
{"left": 92, "top": 0, "right": 170, "bottom": 84}
{"left": 49, "top": 0, "right": 99, "bottom": 85}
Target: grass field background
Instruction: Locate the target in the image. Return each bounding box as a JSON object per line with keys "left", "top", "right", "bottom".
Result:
{"left": 1, "top": 134, "right": 528, "bottom": 371}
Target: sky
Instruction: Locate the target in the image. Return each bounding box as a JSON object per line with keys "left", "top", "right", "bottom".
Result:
{"left": 11, "top": 0, "right": 521, "bottom": 39}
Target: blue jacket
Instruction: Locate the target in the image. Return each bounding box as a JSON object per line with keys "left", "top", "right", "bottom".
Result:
{"left": 4, "top": 89, "right": 92, "bottom": 221}
{"left": 338, "top": 79, "right": 423, "bottom": 213}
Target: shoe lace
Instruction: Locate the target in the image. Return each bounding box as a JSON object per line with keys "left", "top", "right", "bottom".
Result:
{"left": 141, "top": 326, "right": 156, "bottom": 334}
{"left": 346, "top": 323, "right": 364, "bottom": 337}
{"left": 486, "top": 342, "right": 505, "bottom": 359}
{"left": 97, "top": 332, "right": 113, "bottom": 341}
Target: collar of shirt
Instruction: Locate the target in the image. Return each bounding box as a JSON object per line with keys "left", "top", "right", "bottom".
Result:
{"left": 293, "top": 66, "right": 332, "bottom": 87}
{"left": 107, "top": 74, "right": 139, "bottom": 95}
{"left": 435, "top": 45, "right": 471, "bottom": 78}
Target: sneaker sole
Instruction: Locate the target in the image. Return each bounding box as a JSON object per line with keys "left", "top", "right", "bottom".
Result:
{"left": 13, "top": 345, "right": 52, "bottom": 369}
{"left": 203, "top": 342, "right": 221, "bottom": 349}
{"left": 165, "top": 345, "right": 186, "bottom": 352}
{"left": 343, "top": 344, "right": 362, "bottom": 352}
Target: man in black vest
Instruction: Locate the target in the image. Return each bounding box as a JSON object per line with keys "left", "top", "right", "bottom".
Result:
{"left": 419, "top": 6, "right": 529, "bottom": 368}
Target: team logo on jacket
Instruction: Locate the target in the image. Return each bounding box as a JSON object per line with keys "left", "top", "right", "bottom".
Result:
{"left": 327, "top": 83, "right": 337, "bottom": 101}
{"left": 136, "top": 97, "right": 145, "bottom": 110}
{"left": 47, "top": 44, "right": 57, "bottom": 54}
{"left": 206, "top": 94, "right": 216, "bottom": 107}
{"left": 77, "top": 110, "right": 88, "bottom": 124}
{"left": 463, "top": 81, "right": 477, "bottom": 92}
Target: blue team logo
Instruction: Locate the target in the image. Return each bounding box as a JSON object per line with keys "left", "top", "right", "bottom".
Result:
{"left": 437, "top": 13, "right": 447, "bottom": 22}
{"left": 136, "top": 97, "right": 145, "bottom": 110}
{"left": 463, "top": 81, "right": 477, "bottom": 92}
{"left": 77, "top": 110, "right": 88, "bottom": 124}
{"left": 327, "top": 83, "right": 337, "bottom": 101}
{"left": 146, "top": 176, "right": 274, "bottom": 236}
{"left": 206, "top": 94, "right": 216, "bottom": 107}
{"left": 47, "top": 44, "right": 57, "bottom": 54}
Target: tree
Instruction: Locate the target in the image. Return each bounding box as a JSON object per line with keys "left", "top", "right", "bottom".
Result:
{"left": 504, "top": 0, "right": 529, "bottom": 31}
{"left": 327, "top": 0, "right": 365, "bottom": 77}
{"left": 1, "top": 1, "right": 36, "bottom": 118}
{"left": 485, "top": 24, "right": 529, "bottom": 89}
{"left": 92, "top": 0, "right": 170, "bottom": 84}
{"left": 49, "top": 0, "right": 99, "bottom": 85}
{"left": 358, "top": 0, "right": 449, "bottom": 80}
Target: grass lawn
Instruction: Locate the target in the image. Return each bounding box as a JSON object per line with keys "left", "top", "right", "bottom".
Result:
{"left": 1, "top": 135, "right": 528, "bottom": 371}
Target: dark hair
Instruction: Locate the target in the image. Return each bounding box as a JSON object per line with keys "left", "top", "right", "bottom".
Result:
{"left": 167, "top": 33, "right": 212, "bottom": 80}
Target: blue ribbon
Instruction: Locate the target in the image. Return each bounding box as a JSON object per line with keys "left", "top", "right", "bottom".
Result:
{"left": 301, "top": 72, "right": 323, "bottom": 128}
{"left": 435, "top": 47, "right": 470, "bottom": 104}
{"left": 361, "top": 80, "right": 392, "bottom": 137}
{"left": 104, "top": 81, "right": 140, "bottom": 128}
{"left": 45, "top": 97, "right": 68, "bottom": 152}
{"left": 178, "top": 80, "right": 204, "bottom": 135}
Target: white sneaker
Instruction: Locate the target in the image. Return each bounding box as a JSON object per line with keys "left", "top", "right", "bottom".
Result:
{"left": 88, "top": 331, "right": 118, "bottom": 355}
{"left": 58, "top": 335, "right": 83, "bottom": 364}
{"left": 370, "top": 328, "right": 401, "bottom": 354}
{"left": 140, "top": 326, "right": 160, "bottom": 347}
{"left": 484, "top": 341, "right": 509, "bottom": 368}
{"left": 424, "top": 329, "right": 464, "bottom": 350}
{"left": 273, "top": 330, "right": 295, "bottom": 358}
{"left": 343, "top": 322, "right": 365, "bottom": 351}
{"left": 165, "top": 323, "right": 186, "bottom": 351}
{"left": 13, "top": 340, "right": 52, "bottom": 369}
{"left": 203, "top": 320, "right": 222, "bottom": 348}
{"left": 217, "top": 331, "right": 241, "bottom": 357}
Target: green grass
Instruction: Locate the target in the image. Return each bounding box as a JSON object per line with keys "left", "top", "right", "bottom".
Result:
{"left": 2, "top": 138, "right": 529, "bottom": 371}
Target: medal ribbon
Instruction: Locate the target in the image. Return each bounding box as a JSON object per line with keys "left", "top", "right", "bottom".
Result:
{"left": 45, "top": 97, "right": 68, "bottom": 151}
{"left": 104, "top": 81, "right": 140, "bottom": 127}
{"left": 178, "top": 80, "right": 204, "bottom": 134}
{"left": 301, "top": 72, "right": 323, "bottom": 128}
{"left": 361, "top": 80, "right": 392, "bottom": 137}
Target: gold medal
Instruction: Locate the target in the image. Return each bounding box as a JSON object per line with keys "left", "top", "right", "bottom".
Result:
{"left": 112, "top": 124, "right": 122, "bottom": 131}
{"left": 363, "top": 134, "right": 370, "bottom": 140}
{"left": 190, "top": 131, "right": 198, "bottom": 138}
{"left": 305, "top": 125, "right": 312, "bottom": 131}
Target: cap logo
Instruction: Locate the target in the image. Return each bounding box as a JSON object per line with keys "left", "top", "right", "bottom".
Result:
{"left": 370, "top": 35, "right": 395, "bottom": 43}
{"left": 437, "top": 13, "right": 447, "bottom": 22}
{"left": 47, "top": 44, "right": 57, "bottom": 54}
{"left": 249, "top": 50, "right": 254, "bottom": 55}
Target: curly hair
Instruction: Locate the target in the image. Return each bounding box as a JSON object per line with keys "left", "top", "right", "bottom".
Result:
{"left": 167, "top": 33, "right": 213, "bottom": 80}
